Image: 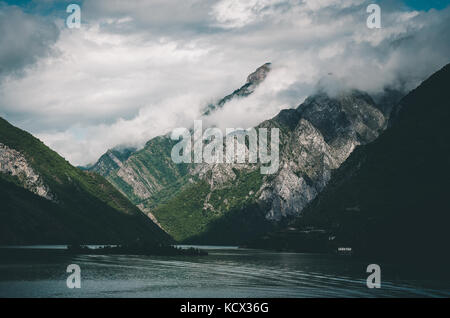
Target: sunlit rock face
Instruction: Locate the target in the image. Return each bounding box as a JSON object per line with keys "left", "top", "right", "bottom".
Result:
{"left": 0, "top": 143, "right": 55, "bottom": 201}
{"left": 260, "top": 90, "right": 387, "bottom": 221}
{"left": 90, "top": 63, "right": 401, "bottom": 240}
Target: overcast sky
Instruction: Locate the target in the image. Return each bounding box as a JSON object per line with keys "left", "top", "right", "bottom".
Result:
{"left": 0, "top": 0, "right": 449, "bottom": 165}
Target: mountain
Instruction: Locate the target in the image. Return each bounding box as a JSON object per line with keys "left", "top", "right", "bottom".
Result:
{"left": 89, "top": 63, "right": 274, "bottom": 207}
{"left": 152, "top": 89, "right": 397, "bottom": 244}
{"left": 250, "top": 64, "right": 450, "bottom": 268}
{"left": 259, "top": 89, "right": 389, "bottom": 221}
{"left": 0, "top": 117, "right": 172, "bottom": 245}
{"left": 89, "top": 64, "right": 274, "bottom": 234}
{"left": 90, "top": 64, "right": 403, "bottom": 244}
{"left": 202, "top": 62, "right": 272, "bottom": 115}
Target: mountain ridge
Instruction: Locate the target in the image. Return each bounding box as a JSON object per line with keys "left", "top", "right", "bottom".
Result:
{"left": 90, "top": 64, "right": 404, "bottom": 243}
{"left": 248, "top": 63, "right": 450, "bottom": 270}
{"left": 0, "top": 117, "right": 172, "bottom": 245}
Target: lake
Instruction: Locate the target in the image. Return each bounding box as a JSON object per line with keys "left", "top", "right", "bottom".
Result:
{"left": 0, "top": 246, "right": 448, "bottom": 297}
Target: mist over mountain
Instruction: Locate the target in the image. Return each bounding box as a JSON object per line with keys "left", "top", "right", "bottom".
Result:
{"left": 203, "top": 62, "right": 272, "bottom": 116}
{"left": 2, "top": 1, "right": 450, "bottom": 300}
{"left": 1, "top": 1, "right": 449, "bottom": 166}
{"left": 90, "top": 63, "right": 405, "bottom": 244}
{"left": 249, "top": 63, "right": 450, "bottom": 272}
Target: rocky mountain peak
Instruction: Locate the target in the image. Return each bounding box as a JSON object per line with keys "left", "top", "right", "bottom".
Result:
{"left": 89, "top": 63, "right": 407, "bottom": 242}
{"left": 297, "top": 90, "right": 386, "bottom": 144}
{"left": 202, "top": 62, "right": 272, "bottom": 116}
{"left": 246, "top": 62, "right": 271, "bottom": 85}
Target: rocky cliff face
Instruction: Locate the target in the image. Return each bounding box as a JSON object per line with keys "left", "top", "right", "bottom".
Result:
{"left": 0, "top": 143, "right": 55, "bottom": 201}
{"left": 90, "top": 64, "right": 273, "bottom": 207}
{"left": 246, "top": 62, "right": 271, "bottom": 86}
{"left": 90, "top": 64, "right": 402, "bottom": 242}
{"left": 90, "top": 147, "right": 135, "bottom": 176}
{"left": 256, "top": 63, "right": 450, "bottom": 270}
{"left": 0, "top": 117, "right": 171, "bottom": 245}
{"left": 91, "top": 136, "right": 189, "bottom": 205}
{"left": 182, "top": 89, "right": 388, "bottom": 223}
{"left": 260, "top": 90, "right": 387, "bottom": 220}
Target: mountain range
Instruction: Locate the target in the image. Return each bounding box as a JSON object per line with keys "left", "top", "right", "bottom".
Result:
{"left": 249, "top": 63, "right": 450, "bottom": 270}
{"left": 89, "top": 63, "right": 404, "bottom": 244}
{"left": 2, "top": 61, "right": 448, "bottom": 260}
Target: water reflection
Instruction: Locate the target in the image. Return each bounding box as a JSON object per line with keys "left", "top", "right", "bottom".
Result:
{"left": 0, "top": 246, "right": 448, "bottom": 297}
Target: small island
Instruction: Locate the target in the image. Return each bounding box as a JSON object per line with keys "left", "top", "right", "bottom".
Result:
{"left": 66, "top": 243, "right": 208, "bottom": 256}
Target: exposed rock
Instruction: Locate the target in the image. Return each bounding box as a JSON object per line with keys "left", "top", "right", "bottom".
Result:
{"left": 89, "top": 65, "right": 402, "bottom": 240}
{"left": 0, "top": 117, "right": 172, "bottom": 245}
{"left": 0, "top": 143, "right": 55, "bottom": 201}
{"left": 203, "top": 63, "right": 272, "bottom": 115}
{"left": 260, "top": 91, "right": 386, "bottom": 220}
{"left": 263, "top": 63, "right": 450, "bottom": 267}
{"left": 247, "top": 62, "right": 272, "bottom": 85}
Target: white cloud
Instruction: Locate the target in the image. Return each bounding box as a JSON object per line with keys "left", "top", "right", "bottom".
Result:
{"left": 0, "top": 0, "right": 449, "bottom": 165}
{"left": 303, "top": 0, "right": 365, "bottom": 11}
{"left": 211, "top": 0, "right": 288, "bottom": 29}
{"left": 0, "top": 4, "right": 59, "bottom": 77}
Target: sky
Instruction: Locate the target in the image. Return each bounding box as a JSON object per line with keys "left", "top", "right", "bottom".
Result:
{"left": 0, "top": 0, "right": 449, "bottom": 165}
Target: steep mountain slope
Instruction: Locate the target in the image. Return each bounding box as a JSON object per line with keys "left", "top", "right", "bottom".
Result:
{"left": 90, "top": 63, "right": 403, "bottom": 244}
{"left": 0, "top": 117, "right": 172, "bottom": 245}
{"left": 254, "top": 63, "right": 450, "bottom": 267}
{"left": 91, "top": 136, "right": 190, "bottom": 207}
{"left": 259, "top": 90, "right": 388, "bottom": 221}
{"left": 89, "top": 64, "right": 274, "bottom": 231}
{"left": 90, "top": 63, "right": 273, "bottom": 210}
{"left": 152, "top": 90, "right": 394, "bottom": 243}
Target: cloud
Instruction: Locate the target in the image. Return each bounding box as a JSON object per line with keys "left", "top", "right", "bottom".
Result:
{"left": 82, "top": 0, "right": 217, "bottom": 36}
{"left": 0, "top": 0, "right": 449, "bottom": 165}
{"left": 0, "top": 3, "right": 59, "bottom": 77}
{"left": 210, "top": 0, "right": 289, "bottom": 29}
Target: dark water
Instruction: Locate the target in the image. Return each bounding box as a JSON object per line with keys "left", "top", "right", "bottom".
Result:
{"left": 0, "top": 246, "right": 449, "bottom": 298}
